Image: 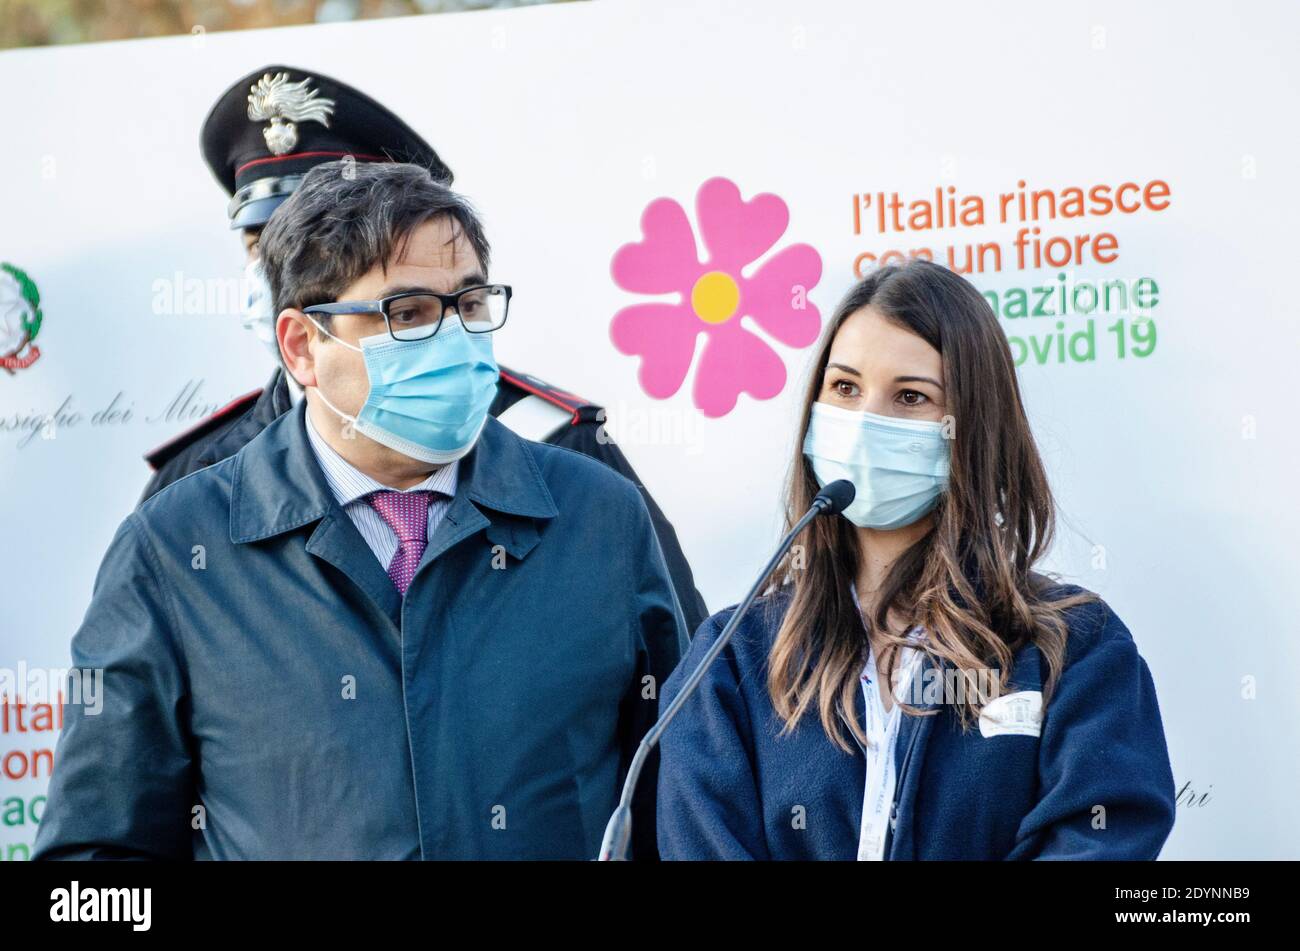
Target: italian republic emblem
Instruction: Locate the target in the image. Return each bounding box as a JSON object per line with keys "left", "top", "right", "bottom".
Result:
{"left": 0, "top": 262, "right": 43, "bottom": 374}
{"left": 247, "top": 72, "right": 336, "bottom": 156}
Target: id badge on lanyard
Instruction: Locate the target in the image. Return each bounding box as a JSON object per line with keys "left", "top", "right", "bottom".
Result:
{"left": 857, "top": 646, "right": 922, "bottom": 861}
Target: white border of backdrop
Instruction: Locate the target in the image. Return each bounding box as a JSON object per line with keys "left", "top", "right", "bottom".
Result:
{"left": 1, "top": 0, "right": 1297, "bottom": 860}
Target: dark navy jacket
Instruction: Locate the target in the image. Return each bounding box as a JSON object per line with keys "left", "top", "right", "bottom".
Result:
{"left": 140, "top": 365, "right": 710, "bottom": 637}
{"left": 35, "top": 404, "right": 687, "bottom": 860}
{"left": 657, "top": 587, "right": 1176, "bottom": 860}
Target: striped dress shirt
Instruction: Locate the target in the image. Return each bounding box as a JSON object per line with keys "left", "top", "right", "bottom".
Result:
{"left": 304, "top": 411, "right": 458, "bottom": 569}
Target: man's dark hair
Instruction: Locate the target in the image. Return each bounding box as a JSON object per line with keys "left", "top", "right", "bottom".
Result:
{"left": 259, "top": 161, "right": 491, "bottom": 319}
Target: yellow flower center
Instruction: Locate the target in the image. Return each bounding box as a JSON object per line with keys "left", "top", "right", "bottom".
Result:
{"left": 691, "top": 271, "right": 740, "bottom": 324}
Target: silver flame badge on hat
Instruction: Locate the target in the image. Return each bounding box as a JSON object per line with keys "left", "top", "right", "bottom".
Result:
{"left": 246, "top": 72, "right": 336, "bottom": 156}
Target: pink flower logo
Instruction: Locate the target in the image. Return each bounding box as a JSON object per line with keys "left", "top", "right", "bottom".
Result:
{"left": 610, "top": 177, "right": 822, "bottom": 418}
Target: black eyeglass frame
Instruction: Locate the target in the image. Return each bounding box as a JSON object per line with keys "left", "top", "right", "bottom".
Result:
{"left": 302, "top": 284, "right": 512, "bottom": 342}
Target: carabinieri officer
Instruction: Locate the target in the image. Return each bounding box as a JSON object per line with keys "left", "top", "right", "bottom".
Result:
{"left": 140, "top": 65, "right": 707, "bottom": 633}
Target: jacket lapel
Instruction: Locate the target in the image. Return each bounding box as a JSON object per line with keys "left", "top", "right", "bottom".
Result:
{"left": 228, "top": 403, "right": 402, "bottom": 625}
{"left": 306, "top": 510, "right": 403, "bottom": 627}
{"left": 411, "top": 417, "right": 558, "bottom": 580}
{"left": 229, "top": 410, "right": 560, "bottom": 624}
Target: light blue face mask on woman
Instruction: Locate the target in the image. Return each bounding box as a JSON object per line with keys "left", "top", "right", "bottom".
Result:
{"left": 802, "top": 401, "right": 951, "bottom": 530}
{"left": 310, "top": 314, "right": 500, "bottom": 465}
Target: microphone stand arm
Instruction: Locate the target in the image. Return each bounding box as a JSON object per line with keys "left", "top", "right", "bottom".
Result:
{"left": 597, "top": 499, "right": 829, "bottom": 861}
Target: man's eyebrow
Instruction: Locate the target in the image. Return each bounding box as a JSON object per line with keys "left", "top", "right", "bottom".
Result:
{"left": 377, "top": 283, "right": 435, "bottom": 297}
{"left": 376, "top": 275, "right": 489, "bottom": 298}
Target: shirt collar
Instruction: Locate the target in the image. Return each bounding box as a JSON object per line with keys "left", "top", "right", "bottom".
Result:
{"left": 304, "top": 407, "right": 458, "bottom": 507}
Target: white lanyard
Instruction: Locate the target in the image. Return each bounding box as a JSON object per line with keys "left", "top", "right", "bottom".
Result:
{"left": 857, "top": 636, "right": 924, "bottom": 861}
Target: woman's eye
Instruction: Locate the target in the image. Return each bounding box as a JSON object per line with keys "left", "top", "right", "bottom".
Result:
{"left": 832, "top": 380, "right": 859, "bottom": 398}
{"left": 898, "top": 390, "right": 928, "bottom": 406}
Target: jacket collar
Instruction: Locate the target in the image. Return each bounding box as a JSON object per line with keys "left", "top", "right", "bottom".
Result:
{"left": 264, "top": 366, "right": 295, "bottom": 418}
{"left": 230, "top": 403, "right": 558, "bottom": 545}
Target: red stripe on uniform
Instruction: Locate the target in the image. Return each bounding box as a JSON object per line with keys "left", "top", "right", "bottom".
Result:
{"left": 498, "top": 369, "right": 587, "bottom": 425}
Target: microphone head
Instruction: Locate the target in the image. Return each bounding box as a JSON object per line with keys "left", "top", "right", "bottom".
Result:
{"left": 814, "top": 479, "right": 856, "bottom": 516}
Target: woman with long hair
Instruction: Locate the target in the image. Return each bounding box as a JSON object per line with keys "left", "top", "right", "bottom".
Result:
{"left": 656, "top": 259, "right": 1176, "bottom": 860}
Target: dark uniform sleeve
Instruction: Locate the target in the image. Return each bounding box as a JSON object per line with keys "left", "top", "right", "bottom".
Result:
{"left": 139, "top": 369, "right": 291, "bottom": 504}
{"left": 140, "top": 435, "right": 231, "bottom": 504}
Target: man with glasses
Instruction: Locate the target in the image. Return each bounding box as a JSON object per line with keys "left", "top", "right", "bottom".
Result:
{"left": 140, "top": 65, "right": 709, "bottom": 637}
{"left": 34, "top": 162, "right": 687, "bottom": 860}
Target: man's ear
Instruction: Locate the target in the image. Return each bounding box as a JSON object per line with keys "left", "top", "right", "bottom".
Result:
{"left": 277, "top": 310, "right": 318, "bottom": 389}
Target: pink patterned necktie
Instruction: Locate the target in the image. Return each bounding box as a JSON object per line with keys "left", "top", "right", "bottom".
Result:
{"left": 366, "top": 490, "right": 435, "bottom": 596}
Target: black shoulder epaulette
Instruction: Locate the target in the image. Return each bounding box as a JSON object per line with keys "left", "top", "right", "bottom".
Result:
{"left": 144, "top": 388, "right": 262, "bottom": 471}
{"left": 498, "top": 365, "right": 604, "bottom": 425}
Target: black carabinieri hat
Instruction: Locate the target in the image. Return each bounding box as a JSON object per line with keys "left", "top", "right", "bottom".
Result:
{"left": 201, "top": 64, "right": 453, "bottom": 230}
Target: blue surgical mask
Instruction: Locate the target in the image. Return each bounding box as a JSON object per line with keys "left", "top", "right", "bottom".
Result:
{"left": 310, "top": 315, "right": 500, "bottom": 465}
{"left": 802, "top": 401, "right": 951, "bottom": 530}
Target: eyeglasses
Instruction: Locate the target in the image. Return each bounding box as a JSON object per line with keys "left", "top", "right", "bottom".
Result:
{"left": 303, "top": 284, "right": 512, "bottom": 342}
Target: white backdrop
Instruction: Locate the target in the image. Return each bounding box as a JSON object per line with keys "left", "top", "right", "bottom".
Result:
{"left": 2, "top": 0, "right": 1297, "bottom": 859}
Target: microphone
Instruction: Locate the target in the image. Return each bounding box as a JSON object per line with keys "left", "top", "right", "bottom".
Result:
{"left": 596, "top": 479, "right": 856, "bottom": 860}
{"left": 814, "top": 478, "right": 856, "bottom": 518}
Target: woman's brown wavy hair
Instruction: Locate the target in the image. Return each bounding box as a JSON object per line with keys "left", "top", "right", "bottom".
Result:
{"left": 765, "top": 259, "right": 1096, "bottom": 752}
